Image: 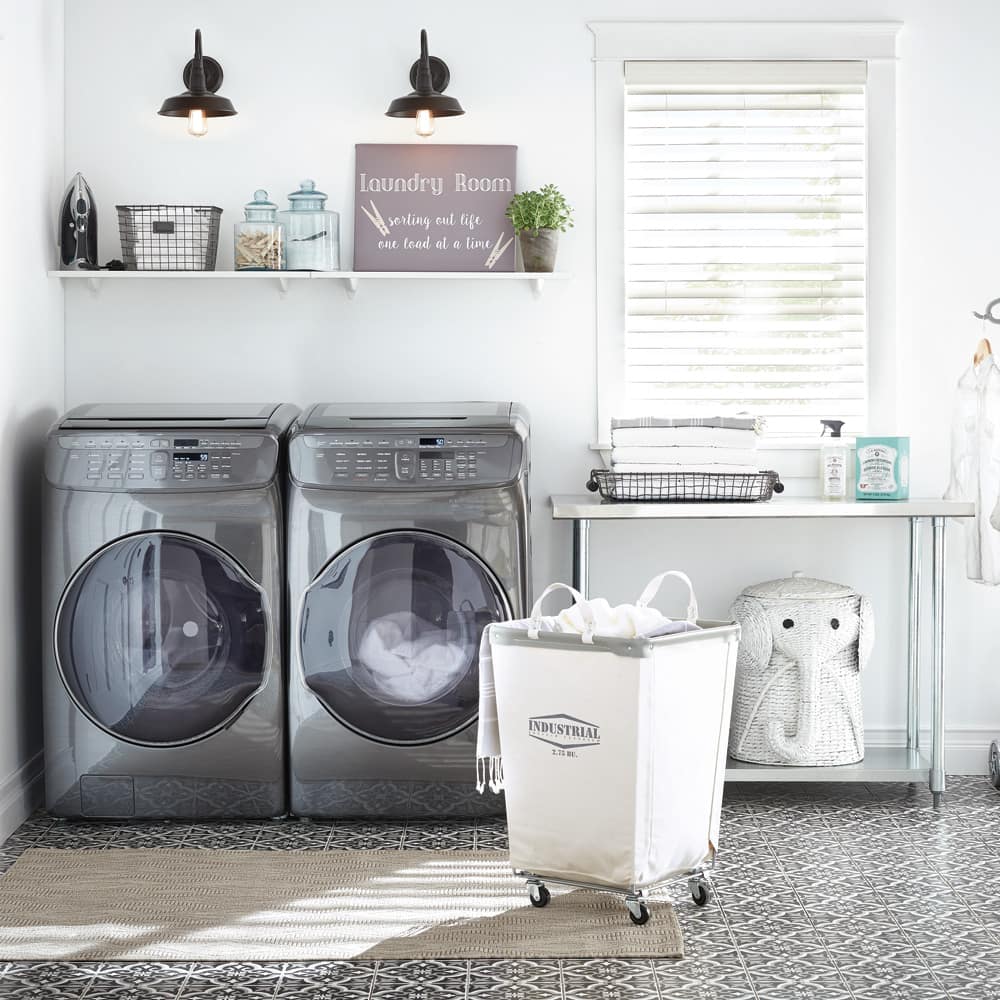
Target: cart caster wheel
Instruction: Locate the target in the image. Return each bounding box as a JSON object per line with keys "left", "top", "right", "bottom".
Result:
{"left": 688, "top": 877, "right": 711, "bottom": 906}
{"left": 626, "top": 898, "right": 650, "bottom": 925}
{"left": 528, "top": 882, "right": 550, "bottom": 908}
{"left": 990, "top": 741, "right": 1000, "bottom": 791}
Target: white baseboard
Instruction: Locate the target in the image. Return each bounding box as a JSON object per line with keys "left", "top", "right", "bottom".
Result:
{"left": 0, "top": 750, "right": 44, "bottom": 845}
{"left": 865, "top": 726, "right": 997, "bottom": 775}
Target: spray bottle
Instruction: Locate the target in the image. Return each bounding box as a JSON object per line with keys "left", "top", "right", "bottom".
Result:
{"left": 819, "top": 420, "right": 848, "bottom": 501}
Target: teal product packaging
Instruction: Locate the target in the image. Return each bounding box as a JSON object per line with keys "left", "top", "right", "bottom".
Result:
{"left": 855, "top": 437, "right": 910, "bottom": 500}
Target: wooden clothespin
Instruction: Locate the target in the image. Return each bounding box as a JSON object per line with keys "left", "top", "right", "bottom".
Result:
{"left": 974, "top": 338, "right": 993, "bottom": 367}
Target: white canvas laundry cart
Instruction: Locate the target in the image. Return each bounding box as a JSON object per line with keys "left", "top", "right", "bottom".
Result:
{"left": 488, "top": 574, "right": 740, "bottom": 925}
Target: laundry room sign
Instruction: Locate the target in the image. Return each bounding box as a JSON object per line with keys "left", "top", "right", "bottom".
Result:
{"left": 353, "top": 144, "right": 517, "bottom": 272}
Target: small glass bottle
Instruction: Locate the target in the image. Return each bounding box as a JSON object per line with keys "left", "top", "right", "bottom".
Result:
{"left": 234, "top": 190, "right": 284, "bottom": 270}
{"left": 281, "top": 179, "right": 340, "bottom": 271}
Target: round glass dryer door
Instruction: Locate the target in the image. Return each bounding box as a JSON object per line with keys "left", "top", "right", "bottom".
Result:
{"left": 300, "top": 530, "right": 511, "bottom": 745}
{"left": 55, "top": 532, "right": 269, "bottom": 746}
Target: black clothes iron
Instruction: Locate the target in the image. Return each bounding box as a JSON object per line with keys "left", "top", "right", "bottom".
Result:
{"left": 58, "top": 172, "right": 98, "bottom": 269}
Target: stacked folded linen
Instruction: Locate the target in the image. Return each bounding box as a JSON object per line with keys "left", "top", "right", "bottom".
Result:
{"left": 610, "top": 414, "right": 761, "bottom": 474}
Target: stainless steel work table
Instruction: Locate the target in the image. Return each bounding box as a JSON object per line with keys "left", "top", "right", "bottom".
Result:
{"left": 550, "top": 495, "right": 976, "bottom": 806}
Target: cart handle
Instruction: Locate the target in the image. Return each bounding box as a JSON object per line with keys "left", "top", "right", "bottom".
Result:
{"left": 527, "top": 582, "right": 589, "bottom": 639}
{"left": 636, "top": 570, "right": 699, "bottom": 622}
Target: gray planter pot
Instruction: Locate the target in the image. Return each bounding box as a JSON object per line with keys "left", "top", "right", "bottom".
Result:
{"left": 518, "top": 228, "right": 559, "bottom": 272}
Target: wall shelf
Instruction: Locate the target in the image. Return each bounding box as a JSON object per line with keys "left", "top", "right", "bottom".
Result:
{"left": 48, "top": 270, "right": 568, "bottom": 298}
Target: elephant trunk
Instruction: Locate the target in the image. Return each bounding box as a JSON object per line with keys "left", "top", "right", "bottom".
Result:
{"left": 767, "top": 654, "right": 821, "bottom": 763}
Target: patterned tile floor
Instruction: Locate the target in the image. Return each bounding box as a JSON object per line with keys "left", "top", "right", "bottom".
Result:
{"left": 0, "top": 778, "right": 997, "bottom": 998}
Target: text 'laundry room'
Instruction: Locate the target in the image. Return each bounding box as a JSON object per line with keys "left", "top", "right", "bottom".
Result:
{"left": 2, "top": 2, "right": 1000, "bottom": 998}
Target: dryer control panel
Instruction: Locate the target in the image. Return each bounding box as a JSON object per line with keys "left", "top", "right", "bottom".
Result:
{"left": 291, "top": 432, "right": 524, "bottom": 489}
{"left": 45, "top": 432, "right": 280, "bottom": 491}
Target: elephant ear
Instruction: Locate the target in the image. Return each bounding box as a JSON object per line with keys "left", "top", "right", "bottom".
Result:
{"left": 857, "top": 595, "right": 875, "bottom": 670}
{"left": 730, "top": 596, "right": 771, "bottom": 668}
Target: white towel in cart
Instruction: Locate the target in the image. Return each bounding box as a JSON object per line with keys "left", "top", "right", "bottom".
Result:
{"left": 476, "top": 589, "right": 699, "bottom": 793}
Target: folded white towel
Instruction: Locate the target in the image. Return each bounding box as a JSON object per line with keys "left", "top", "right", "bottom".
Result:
{"left": 612, "top": 413, "right": 760, "bottom": 431}
{"left": 610, "top": 463, "right": 762, "bottom": 474}
{"left": 611, "top": 446, "right": 758, "bottom": 466}
{"left": 611, "top": 426, "right": 758, "bottom": 449}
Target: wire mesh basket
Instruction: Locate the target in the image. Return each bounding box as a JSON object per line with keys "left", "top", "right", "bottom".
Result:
{"left": 116, "top": 205, "right": 223, "bottom": 271}
{"left": 587, "top": 469, "right": 784, "bottom": 503}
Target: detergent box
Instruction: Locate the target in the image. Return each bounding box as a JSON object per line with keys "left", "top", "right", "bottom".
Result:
{"left": 855, "top": 436, "right": 910, "bottom": 500}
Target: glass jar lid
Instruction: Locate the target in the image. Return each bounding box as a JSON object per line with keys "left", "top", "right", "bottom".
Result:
{"left": 244, "top": 190, "right": 278, "bottom": 222}
{"left": 287, "top": 179, "right": 328, "bottom": 212}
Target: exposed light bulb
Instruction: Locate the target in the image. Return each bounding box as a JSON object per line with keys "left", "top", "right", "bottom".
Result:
{"left": 415, "top": 109, "right": 435, "bottom": 137}
{"left": 187, "top": 109, "right": 208, "bottom": 137}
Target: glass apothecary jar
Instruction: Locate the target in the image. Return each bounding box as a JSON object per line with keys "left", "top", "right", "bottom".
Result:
{"left": 234, "top": 190, "right": 284, "bottom": 270}
{"left": 281, "top": 179, "right": 340, "bottom": 271}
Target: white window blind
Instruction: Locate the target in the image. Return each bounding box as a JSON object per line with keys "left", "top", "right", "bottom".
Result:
{"left": 624, "top": 61, "right": 867, "bottom": 437}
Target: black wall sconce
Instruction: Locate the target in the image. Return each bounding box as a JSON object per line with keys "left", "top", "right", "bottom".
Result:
{"left": 385, "top": 29, "right": 464, "bottom": 138}
{"left": 158, "top": 29, "right": 237, "bottom": 138}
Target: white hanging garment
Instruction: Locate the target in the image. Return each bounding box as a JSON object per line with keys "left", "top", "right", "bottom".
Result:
{"left": 945, "top": 353, "right": 1000, "bottom": 584}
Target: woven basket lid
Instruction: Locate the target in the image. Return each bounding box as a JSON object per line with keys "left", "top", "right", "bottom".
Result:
{"left": 742, "top": 570, "right": 854, "bottom": 601}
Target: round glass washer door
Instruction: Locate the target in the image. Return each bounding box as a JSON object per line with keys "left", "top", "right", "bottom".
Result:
{"left": 300, "top": 530, "right": 511, "bottom": 745}
{"left": 55, "top": 531, "right": 269, "bottom": 747}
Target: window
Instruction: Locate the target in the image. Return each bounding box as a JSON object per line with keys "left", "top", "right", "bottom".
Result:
{"left": 590, "top": 22, "right": 900, "bottom": 447}
{"left": 624, "top": 62, "right": 867, "bottom": 438}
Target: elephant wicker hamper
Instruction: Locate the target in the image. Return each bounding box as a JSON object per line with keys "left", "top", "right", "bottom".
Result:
{"left": 728, "top": 573, "right": 874, "bottom": 766}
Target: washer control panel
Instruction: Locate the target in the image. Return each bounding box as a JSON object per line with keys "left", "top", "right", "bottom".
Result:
{"left": 46, "top": 432, "right": 279, "bottom": 491}
{"left": 292, "top": 432, "right": 523, "bottom": 488}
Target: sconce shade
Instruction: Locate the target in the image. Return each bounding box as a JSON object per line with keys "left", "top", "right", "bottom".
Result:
{"left": 158, "top": 29, "right": 237, "bottom": 119}
{"left": 385, "top": 29, "right": 464, "bottom": 119}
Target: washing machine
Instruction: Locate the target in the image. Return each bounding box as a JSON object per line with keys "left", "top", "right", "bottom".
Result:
{"left": 287, "top": 402, "right": 530, "bottom": 818}
{"left": 43, "top": 403, "right": 298, "bottom": 819}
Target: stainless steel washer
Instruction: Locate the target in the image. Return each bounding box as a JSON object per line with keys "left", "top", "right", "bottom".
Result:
{"left": 43, "top": 403, "right": 298, "bottom": 819}
{"left": 286, "top": 402, "right": 530, "bottom": 818}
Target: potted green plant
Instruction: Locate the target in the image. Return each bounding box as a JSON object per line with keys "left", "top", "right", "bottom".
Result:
{"left": 505, "top": 184, "right": 573, "bottom": 273}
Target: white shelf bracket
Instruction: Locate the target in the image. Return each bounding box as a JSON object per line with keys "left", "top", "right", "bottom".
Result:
{"left": 345, "top": 276, "right": 360, "bottom": 299}
{"left": 86, "top": 275, "right": 101, "bottom": 295}
{"left": 277, "top": 275, "right": 289, "bottom": 296}
{"left": 532, "top": 276, "right": 545, "bottom": 298}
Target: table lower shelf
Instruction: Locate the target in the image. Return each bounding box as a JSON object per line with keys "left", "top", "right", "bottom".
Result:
{"left": 725, "top": 747, "right": 928, "bottom": 783}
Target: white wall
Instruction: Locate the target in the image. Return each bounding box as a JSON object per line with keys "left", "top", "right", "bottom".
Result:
{"left": 0, "top": 0, "right": 65, "bottom": 839}
{"left": 60, "top": 0, "right": 1000, "bottom": 772}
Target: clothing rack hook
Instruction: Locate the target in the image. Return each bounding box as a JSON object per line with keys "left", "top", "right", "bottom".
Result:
{"left": 972, "top": 296, "right": 1000, "bottom": 324}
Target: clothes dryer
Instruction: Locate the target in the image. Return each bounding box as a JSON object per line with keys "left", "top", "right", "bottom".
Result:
{"left": 43, "top": 403, "right": 297, "bottom": 819}
{"left": 286, "top": 402, "right": 529, "bottom": 817}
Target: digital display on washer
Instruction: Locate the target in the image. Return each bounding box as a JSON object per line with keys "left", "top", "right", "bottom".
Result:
{"left": 419, "top": 451, "right": 454, "bottom": 459}
{"left": 420, "top": 437, "right": 446, "bottom": 447}
{"left": 173, "top": 453, "right": 210, "bottom": 462}
{"left": 174, "top": 438, "right": 200, "bottom": 448}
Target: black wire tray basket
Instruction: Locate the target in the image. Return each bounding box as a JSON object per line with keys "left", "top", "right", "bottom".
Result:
{"left": 587, "top": 469, "right": 784, "bottom": 503}
{"left": 116, "top": 204, "right": 223, "bottom": 271}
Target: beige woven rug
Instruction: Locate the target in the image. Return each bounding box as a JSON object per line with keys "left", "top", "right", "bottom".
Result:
{"left": 0, "top": 849, "right": 683, "bottom": 961}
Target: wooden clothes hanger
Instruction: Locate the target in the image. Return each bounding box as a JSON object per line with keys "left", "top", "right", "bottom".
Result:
{"left": 971, "top": 297, "right": 1000, "bottom": 364}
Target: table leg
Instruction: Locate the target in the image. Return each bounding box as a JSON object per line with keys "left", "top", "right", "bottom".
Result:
{"left": 907, "top": 517, "right": 923, "bottom": 753}
{"left": 931, "top": 515, "right": 946, "bottom": 808}
{"left": 572, "top": 518, "right": 590, "bottom": 598}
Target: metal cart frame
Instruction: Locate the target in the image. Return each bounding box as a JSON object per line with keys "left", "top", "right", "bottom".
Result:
{"left": 516, "top": 865, "right": 714, "bottom": 925}
{"left": 551, "top": 496, "right": 976, "bottom": 808}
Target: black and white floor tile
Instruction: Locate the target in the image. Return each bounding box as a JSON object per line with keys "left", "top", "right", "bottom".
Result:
{"left": 0, "top": 777, "right": 997, "bottom": 998}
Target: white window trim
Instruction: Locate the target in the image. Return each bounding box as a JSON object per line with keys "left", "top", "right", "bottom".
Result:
{"left": 589, "top": 21, "right": 902, "bottom": 453}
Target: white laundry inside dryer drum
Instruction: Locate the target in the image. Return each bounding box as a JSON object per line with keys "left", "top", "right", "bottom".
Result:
{"left": 356, "top": 610, "right": 475, "bottom": 705}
